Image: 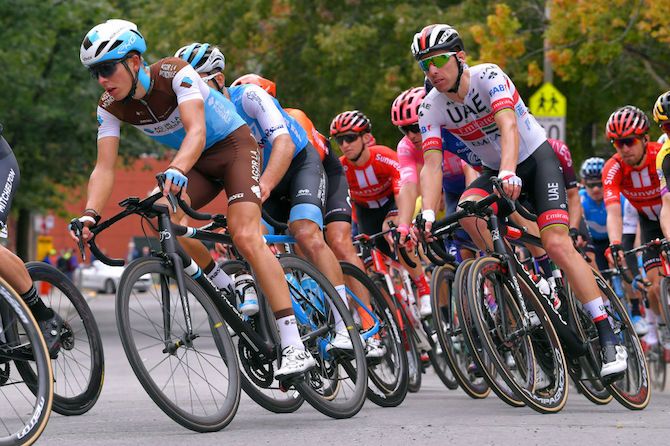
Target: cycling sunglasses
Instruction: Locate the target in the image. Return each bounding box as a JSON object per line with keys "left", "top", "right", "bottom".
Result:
{"left": 399, "top": 124, "right": 421, "bottom": 135}
{"left": 585, "top": 181, "right": 603, "bottom": 189}
{"left": 611, "top": 137, "right": 639, "bottom": 149}
{"left": 418, "top": 52, "right": 456, "bottom": 72}
{"left": 334, "top": 133, "right": 361, "bottom": 145}
{"left": 89, "top": 60, "right": 122, "bottom": 79}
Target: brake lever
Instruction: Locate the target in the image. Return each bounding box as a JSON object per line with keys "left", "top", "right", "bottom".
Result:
{"left": 156, "top": 173, "right": 178, "bottom": 213}
{"left": 68, "top": 218, "right": 87, "bottom": 262}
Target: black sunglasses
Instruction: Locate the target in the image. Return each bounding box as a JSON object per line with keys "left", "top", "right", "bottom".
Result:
{"left": 399, "top": 124, "right": 421, "bottom": 135}
{"left": 334, "top": 134, "right": 360, "bottom": 145}
{"left": 585, "top": 181, "right": 603, "bottom": 189}
{"left": 89, "top": 60, "right": 123, "bottom": 79}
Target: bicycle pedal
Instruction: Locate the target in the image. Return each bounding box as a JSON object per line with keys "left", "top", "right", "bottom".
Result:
{"left": 601, "top": 370, "right": 625, "bottom": 385}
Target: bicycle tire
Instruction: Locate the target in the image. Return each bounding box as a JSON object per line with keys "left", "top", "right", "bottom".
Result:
{"left": 17, "top": 262, "right": 105, "bottom": 416}
{"left": 431, "top": 261, "right": 490, "bottom": 399}
{"left": 468, "top": 257, "right": 569, "bottom": 413}
{"left": 564, "top": 281, "right": 613, "bottom": 405}
{"left": 279, "top": 255, "right": 368, "bottom": 419}
{"left": 340, "top": 262, "right": 409, "bottom": 408}
{"left": 592, "top": 272, "right": 650, "bottom": 410}
{"left": 219, "top": 260, "right": 304, "bottom": 414}
{"left": 116, "top": 257, "right": 241, "bottom": 432}
{"left": 455, "top": 260, "right": 523, "bottom": 406}
{"left": 659, "top": 277, "right": 670, "bottom": 329}
{"left": 0, "top": 277, "right": 53, "bottom": 446}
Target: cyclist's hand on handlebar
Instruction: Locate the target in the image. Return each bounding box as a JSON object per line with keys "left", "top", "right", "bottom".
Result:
{"left": 162, "top": 167, "right": 188, "bottom": 196}
{"left": 605, "top": 242, "right": 624, "bottom": 268}
{"left": 397, "top": 223, "right": 411, "bottom": 246}
{"left": 569, "top": 227, "right": 587, "bottom": 249}
{"left": 497, "top": 170, "right": 522, "bottom": 201}
{"left": 68, "top": 212, "right": 99, "bottom": 243}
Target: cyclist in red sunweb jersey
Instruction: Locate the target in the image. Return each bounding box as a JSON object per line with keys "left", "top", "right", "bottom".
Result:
{"left": 602, "top": 105, "right": 668, "bottom": 350}
{"left": 332, "top": 110, "right": 434, "bottom": 317}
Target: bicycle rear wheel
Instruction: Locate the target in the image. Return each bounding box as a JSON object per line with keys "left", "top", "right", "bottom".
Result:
{"left": 16, "top": 262, "right": 104, "bottom": 416}
{"left": 432, "top": 261, "right": 490, "bottom": 399}
{"left": 0, "top": 277, "right": 53, "bottom": 446}
{"left": 280, "top": 255, "right": 368, "bottom": 419}
{"left": 468, "top": 257, "right": 568, "bottom": 414}
{"left": 219, "top": 260, "right": 304, "bottom": 414}
{"left": 340, "top": 262, "right": 408, "bottom": 407}
{"left": 116, "top": 257, "right": 240, "bottom": 432}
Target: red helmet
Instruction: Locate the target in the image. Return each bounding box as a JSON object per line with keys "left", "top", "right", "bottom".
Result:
{"left": 231, "top": 73, "right": 277, "bottom": 98}
{"left": 329, "top": 110, "right": 371, "bottom": 135}
{"left": 391, "top": 87, "right": 425, "bottom": 126}
{"left": 606, "top": 105, "right": 649, "bottom": 139}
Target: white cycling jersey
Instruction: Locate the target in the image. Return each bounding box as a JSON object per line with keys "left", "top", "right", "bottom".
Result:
{"left": 419, "top": 63, "right": 546, "bottom": 170}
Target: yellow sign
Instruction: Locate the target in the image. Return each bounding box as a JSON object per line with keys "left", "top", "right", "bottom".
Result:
{"left": 529, "top": 83, "right": 566, "bottom": 118}
{"left": 36, "top": 236, "right": 54, "bottom": 261}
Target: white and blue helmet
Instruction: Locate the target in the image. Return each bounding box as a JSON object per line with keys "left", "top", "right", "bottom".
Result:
{"left": 175, "top": 43, "right": 225, "bottom": 74}
{"left": 580, "top": 157, "right": 605, "bottom": 181}
{"left": 80, "top": 19, "right": 146, "bottom": 67}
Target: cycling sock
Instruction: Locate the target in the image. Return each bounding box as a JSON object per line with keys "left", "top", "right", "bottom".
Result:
{"left": 412, "top": 274, "right": 430, "bottom": 298}
{"left": 583, "top": 297, "right": 618, "bottom": 345}
{"left": 21, "top": 286, "right": 52, "bottom": 321}
{"left": 646, "top": 308, "right": 658, "bottom": 324}
{"left": 534, "top": 254, "right": 552, "bottom": 279}
{"left": 276, "top": 315, "right": 304, "bottom": 350}
{"left": 331, "top": 285, "right": 348, "bottom": 331}
{"left": 205, "top": 261, "right": 234, "bottom": 291}
{"left": 631, "top": 298, "right": 641, "bottom": 317}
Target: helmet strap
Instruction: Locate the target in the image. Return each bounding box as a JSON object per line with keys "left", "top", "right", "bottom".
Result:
{"left": 120, "top": 58, "right": 152, "bottom": 103}
{"left": 448, "top": 57, "right": 464, "bottom": 94}
{"left": 120, "top": 60, "right": 138, "bottom": 103}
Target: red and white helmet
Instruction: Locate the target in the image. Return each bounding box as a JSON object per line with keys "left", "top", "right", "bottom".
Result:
{"left": 391, "top": 87, "right": 425, "bottom": 126}
{"left": 606, "top": 105, "right": 650, "bottom": 139}
{"left": 329, "top": 110, "right": 371, "bottom": 135}
{"left": 411, "top": 24, "right": 464, "bottom": 60}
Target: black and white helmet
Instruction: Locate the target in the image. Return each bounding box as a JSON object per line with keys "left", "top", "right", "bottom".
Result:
{"left": 411, "top": 24, "right": 464, "bottom": 60}
{"left": 174, "top": 42, "right": 225, "bottom": 74}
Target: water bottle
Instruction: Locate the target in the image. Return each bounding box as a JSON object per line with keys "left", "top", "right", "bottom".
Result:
{"left": 234, "top": 273, "right": 259, "bottom": 316}
{"left": 531, "top": 274, "right": 560, "bottom": 311}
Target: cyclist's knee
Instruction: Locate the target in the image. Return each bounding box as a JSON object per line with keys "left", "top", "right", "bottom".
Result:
{"left": 541, "top": 227, "right": 574, "bottom": 264}
{"left": 292, "top": 221, "right": 327, "bottom": 256}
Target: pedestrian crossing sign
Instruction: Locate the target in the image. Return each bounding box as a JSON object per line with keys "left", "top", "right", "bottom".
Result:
{"left": 529, "top": 83, "right": 566, "bottom": 118}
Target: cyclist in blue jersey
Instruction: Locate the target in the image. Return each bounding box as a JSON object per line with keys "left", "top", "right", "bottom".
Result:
{"left": 72, "top": 21, "right": 315, "bottom": 379}
{"left": 176, "top": 43, "right": 357, "bottom": 352}
{"left": 579, "top": 157, "right": 647, "bottom": 335}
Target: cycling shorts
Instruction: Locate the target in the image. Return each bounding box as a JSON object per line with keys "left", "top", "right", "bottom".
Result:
{"left": 187, "top": 125, "right": 262, "bottom": 209}
{"left": 0, "top": 137, "right": 19, "bottom": 239}
{"left": 322, "top": 149, "right": 352, "bottom": 224}
{"left": 461, "top": 141, "right": 568, "bottom": 231}
{"left": 355, "top": 198, "right": 397, "bottom": 258}
{"left": 639, "top": 214, "right": 663, "bottom": 272}
{"left": 264, "top": 142, "right": 326, "bottom": 229}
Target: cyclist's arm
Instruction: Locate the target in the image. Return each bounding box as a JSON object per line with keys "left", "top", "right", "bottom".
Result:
{"left": 661, "top": 194, "right": 670, "bottom": 239}
{"left": 169, "top": 99, "right": 206, "bottom": 174}
{"left": 463, "top": 162, "right": 479, "bottom": 186}
{"left": 85, "top": 136, "right": 119, "bottom": 214}
{"left": 397, "top": 182, "right": 419, "bottom": 227}
{"left": 603, "top": 157, "right": 624, "bottom": 244}
{"left": 605, "top": 202, "right": 624, "bottom": 244}
{"left": 567, "top": 187, "right": 582, "bottom": 230}
{"left": 419, "top": 150, "right": 443, "bottom": 215}
{"left": 495, "top": 109, "right": 519, "bottom": 173}
{"left": 260, "top": 134, "right": 294, "bottom": 197}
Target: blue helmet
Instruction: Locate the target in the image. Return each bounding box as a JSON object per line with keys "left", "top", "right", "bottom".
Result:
{"left": 175, "top": 43, "right": 225, "bottom": 74}
{"left": 580, "top": 157, "right": 605, "bottom": 181}
{"left": 80, "top": 19, "right": 146, "bottom": 68}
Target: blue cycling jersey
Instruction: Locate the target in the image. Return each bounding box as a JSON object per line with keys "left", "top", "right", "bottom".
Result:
{"left": 580, "top": 189, "right": 635, "bottom": 240}
{"left": 228, "top": 85, "right": 309, "bottom": 170}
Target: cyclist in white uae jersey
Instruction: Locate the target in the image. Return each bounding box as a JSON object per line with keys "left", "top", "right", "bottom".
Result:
{"left": 412, "top": 23, "right": 627, "bottom": 378}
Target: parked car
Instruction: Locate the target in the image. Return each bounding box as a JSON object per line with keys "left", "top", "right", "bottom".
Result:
{"left": 76, "top": 260, "right": 152, "bottom": 294}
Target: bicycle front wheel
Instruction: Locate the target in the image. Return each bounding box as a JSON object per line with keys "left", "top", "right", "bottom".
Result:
{"left": 468, "top": 257, "right": 568, "bottom": 414}
{"left": 340, "top": 262, "right": 408, "bottom": 408}
{"left": 0, "top": 277, "right": 53, "bottom": 446}
{"left": 280, "top": 254, "right": 368, "bottom": 419}
{"left": 116, "top": 257, "right": 240, "bottom": 432}
{"left": 18, "top": 262, "right": 104, "bottom": 416}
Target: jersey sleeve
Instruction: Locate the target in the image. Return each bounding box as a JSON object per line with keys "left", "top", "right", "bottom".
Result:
{"left": 602, "top": 157, "right": 623, "bottom": 207}
{"left": 418, "top": 97, "right": 444, "bottom": 153}
{"left": 481, "top": 64, "right": 516, "bottom": 114}
{"left": 240, "top": 85, "right": 289, "bottom": 144}
{"left": 96, "top": 106, "right": 121, "bottom": 140}
{"left": 377, "top": 146, "right": 402, "bottom": 195}
{"left": 549, "top": 139, "right": 577, "bottom": 189}
{"left": 171, "top": 65, "right": 205, "bottom": 104}
{"left": 657, "top": 142, "right": 670, "bottom": 196}
{"left": 397, "top": 139, "right": 419, "bottom": 187}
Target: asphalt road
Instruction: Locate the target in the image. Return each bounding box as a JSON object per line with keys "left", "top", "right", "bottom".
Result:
{"left": 38, "top": 292, "right": 670, "bottom": 446}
